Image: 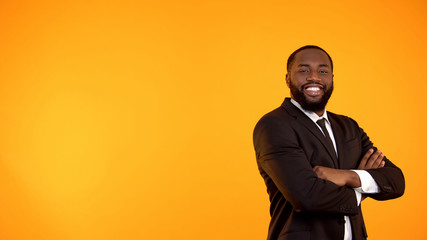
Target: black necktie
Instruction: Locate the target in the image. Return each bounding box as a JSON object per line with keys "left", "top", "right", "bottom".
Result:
{"left": 316, "top": 118, "right": 336, "bottom": 154}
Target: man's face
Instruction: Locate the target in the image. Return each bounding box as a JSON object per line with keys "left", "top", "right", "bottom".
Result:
{"left": 286, "top": 48, "right": 334, "bottom": 113}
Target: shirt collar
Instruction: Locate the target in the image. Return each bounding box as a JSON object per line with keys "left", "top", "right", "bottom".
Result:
{"left": 290, "top": 98, "right": 330, "bottom": 125}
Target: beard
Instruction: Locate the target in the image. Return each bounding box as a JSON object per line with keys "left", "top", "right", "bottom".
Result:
{"left": 289, "top": 79, "right": 334, "bottom": 113}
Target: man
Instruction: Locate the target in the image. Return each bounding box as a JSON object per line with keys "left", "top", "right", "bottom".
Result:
{"left": 253, "top": 45, "right": 405, "bottom": 240}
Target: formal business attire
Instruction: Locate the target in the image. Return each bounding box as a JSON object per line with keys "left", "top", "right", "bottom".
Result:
{"left": 289, "top": 99, "right": 380, "bottom": 240}
{"left": 253, "top": 98, "right": 405, "bottom": 240}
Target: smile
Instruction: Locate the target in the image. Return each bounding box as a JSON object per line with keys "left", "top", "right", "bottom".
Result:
{"left": 303, "top": 84, "right": 324, "bottom": 97}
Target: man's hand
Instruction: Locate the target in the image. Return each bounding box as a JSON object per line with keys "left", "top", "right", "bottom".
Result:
{"left": 357, "top": 149, "right": 385, "bottom": 201}
{"left": 357, "top": 148, "right": 385, "bottom": 170}
{"left": 313, "top": 166, "right": 361, "bottom": 188}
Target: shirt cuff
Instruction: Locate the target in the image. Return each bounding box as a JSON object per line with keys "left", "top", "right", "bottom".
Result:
{"left": 351, "top": 170, "right": 380, "bottom": 193}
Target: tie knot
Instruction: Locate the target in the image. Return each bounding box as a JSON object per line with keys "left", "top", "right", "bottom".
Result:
{"left": 316, "top": 118, "right": 327, "bottom": 127}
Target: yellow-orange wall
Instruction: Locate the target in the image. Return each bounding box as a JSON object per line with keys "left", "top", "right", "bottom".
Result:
{"left": 0, "top": 0, "right": 426, "bottom": 239}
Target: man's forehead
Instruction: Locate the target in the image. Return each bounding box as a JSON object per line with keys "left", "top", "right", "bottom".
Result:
{"left": 294, "top": 48, "right": 331, "bottom": 65}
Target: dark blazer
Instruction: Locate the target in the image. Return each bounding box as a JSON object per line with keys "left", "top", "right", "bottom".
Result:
{"left": 253, "top": 98, "right": 405, "bottom": 240}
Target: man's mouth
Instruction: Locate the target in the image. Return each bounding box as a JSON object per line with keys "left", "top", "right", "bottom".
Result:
{"left": 303, "top": 84, "right": 324, "bottom": 97}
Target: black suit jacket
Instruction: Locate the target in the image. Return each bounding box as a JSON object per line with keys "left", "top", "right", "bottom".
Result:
{"left": 253, "top": 98, "right": 405, "bottom": 240}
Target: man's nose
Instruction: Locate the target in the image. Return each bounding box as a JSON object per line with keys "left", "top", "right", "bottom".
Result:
{"left": 307, "top": 71, "right": 321, "bottom": 82}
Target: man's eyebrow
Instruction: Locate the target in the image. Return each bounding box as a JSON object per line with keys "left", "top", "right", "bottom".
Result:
{"left": 297, "top": 64, "right": 330, "bottom": 68}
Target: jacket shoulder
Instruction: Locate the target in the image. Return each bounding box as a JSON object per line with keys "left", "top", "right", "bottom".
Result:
{"left": 254, "top": 106, "right": 294, "bottom": 130}
{"left": 327, "top": 111, "right": 360, "bottom": 127}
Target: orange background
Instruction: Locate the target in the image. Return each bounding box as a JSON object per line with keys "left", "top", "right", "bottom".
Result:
{"left": 0, "top": 0, "right": 426, "bottom": 239}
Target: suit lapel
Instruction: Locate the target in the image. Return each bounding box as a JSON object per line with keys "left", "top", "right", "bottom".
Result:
{"left": 281, "top": 98, "right": 339, "bottom": 168}
{"left": 328, "top": 114, "right": 344, "bottom": 169}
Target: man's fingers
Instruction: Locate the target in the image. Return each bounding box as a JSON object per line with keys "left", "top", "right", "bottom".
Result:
{"left": 366, "top": 150, "right": 382, "bottom": 169}
{"left": 358, "top": 149, "right": 374, "bottom": 169}
{"left": 357, "top": 149, "right": 386, "bottom": 170}
{"left": 371, "top": 153, "right": 384, "bottom": 168}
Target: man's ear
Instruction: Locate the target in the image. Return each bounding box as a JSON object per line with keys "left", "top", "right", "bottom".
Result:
{"left": 285, "top": 73, "right": 290, "bottom": 87}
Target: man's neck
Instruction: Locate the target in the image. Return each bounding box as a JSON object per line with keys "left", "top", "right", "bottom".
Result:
{"left": 314, "top": 110, "right": 325, "bottom": 117}
{"left": 290, "top": 98, "right": 326, "bottom": 117}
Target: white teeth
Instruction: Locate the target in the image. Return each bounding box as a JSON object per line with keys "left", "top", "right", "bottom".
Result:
{"left": 306, "top": 87, "right": 320, "bottom": 91}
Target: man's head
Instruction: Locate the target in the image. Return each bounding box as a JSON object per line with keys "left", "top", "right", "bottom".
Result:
{"left": 286, "top": 45, "right": 334, "bottom": 115}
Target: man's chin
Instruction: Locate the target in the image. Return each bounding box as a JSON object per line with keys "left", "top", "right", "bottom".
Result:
{"left": 303, "top": 93, "right": 324, "bottom": 103}
{"left": 297, "top": 94, "right": 329, "bottom": 112}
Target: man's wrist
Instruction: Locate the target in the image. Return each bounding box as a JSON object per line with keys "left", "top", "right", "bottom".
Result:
{"left": 345, "top": 170, "right": 361, "bottom": 188}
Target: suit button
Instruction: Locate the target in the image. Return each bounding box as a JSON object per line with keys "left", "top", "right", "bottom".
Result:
{"left": 383, "top": 186, "right": 392, "bottom": 191}
{"left": 340, "top": 206, "right": 353, "bottom": 212}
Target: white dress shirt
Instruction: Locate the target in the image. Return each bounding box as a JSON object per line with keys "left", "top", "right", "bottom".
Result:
{"left": 290, "top": 99, "right": 379, "bottom": 240}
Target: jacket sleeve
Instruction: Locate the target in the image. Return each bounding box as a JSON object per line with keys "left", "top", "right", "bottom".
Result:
{"left": 354, "top": 120, "right": 405, "bottom": 200}
{"left": 254, "top": 116, "right": 359, "bottom": 215}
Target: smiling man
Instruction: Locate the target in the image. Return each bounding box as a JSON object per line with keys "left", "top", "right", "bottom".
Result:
{"left": 253, "top": 45, "right": 405, "bottom": 240}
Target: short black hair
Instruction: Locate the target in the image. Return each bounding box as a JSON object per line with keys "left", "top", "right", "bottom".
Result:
{"left": 286, "top": 45, "right": 333, "bottom": 73}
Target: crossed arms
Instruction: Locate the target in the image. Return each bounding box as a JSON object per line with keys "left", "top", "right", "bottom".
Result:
{"left": 314, "top": 148, "right": 385, "bottom": 189}
{"left": 254, "top": 116, "right": 405, "bottom": 215}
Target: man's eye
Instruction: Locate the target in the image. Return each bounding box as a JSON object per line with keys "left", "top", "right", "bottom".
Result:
{"left": 319, "top": 70, "right": 328, "bottom": 74}
{"left": 299, "top": 69, "right": 309, "bottom": 73}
